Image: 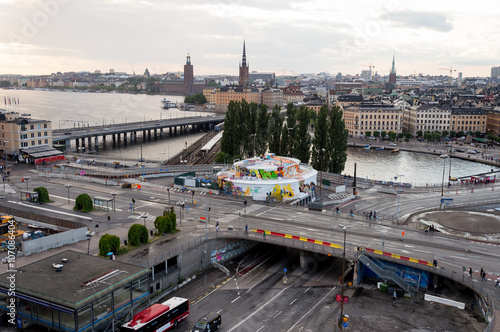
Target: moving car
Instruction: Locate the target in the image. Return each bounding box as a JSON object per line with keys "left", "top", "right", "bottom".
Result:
{"left": 192, "top": 312, "right": 221, "bottom": 332}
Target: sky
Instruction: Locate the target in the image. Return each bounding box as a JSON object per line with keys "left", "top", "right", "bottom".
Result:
{"left": 0, "top": 0, "right": 499, "bottom": 78}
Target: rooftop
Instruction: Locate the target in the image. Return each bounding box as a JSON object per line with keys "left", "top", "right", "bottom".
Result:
{"left": 0, "top": 250, "right": 149, "bottom": 309}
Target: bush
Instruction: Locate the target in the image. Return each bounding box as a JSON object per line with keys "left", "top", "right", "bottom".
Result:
{"left": 98, "top": 234, "right": 120, "bottom": 256}
{"left": 155, "top": 207, "right": 177, "bottom": 235}
{"left": 33, "top": 187, "right": 50, "bottom": 203}
{"left": 128, "top": 224, "right": 149, "bottom": 246}
{"left": 74, "top": 193, "right": 93, "bottom": 212}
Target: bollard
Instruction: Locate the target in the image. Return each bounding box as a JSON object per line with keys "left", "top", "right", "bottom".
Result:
{"left": 471, "top": 188, "right": 474, "bottom": 193}
{"left": 456, "top": 190, "right": 458, "bottom": 194}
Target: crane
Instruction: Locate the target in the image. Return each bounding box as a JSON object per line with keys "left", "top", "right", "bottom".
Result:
{"left": 439, "top": 66, "right": 457, "bottom": 85}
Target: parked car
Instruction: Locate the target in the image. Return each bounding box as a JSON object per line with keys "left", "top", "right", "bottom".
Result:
{"left": 455, "top": 149, "right": 465, "bottom": 152}
{"left": 389, "top": 143, "right": 397, "bottom": 146}
{"left": 458, "top": 136, "right": 466, "bottom": 141}
{"left": 467, "top": 149, "right": 477, "bottom": 154}
{"left": 369, "top": 137, "right": 376, "bottom": 140}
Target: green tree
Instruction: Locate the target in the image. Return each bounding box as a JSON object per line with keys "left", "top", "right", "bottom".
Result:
{"left": 281, "top": 103, "right": 297, "bottom": 157}
{"left": 214, "top": 152, "right": 233, "bottom": 164}
{"left": 381, "top": 131, "right": 387, "bottom": 139}
{"left": 474, "top": 131, "right": 481, "bottom": 138}
{"left": 239, "top": 100, "right": 251, "bottom": 157}
{"left": 184, "top": 93, "right": 207, "bottom": 104}
{"left": 255, "top": 104, "right": 269, "bottom": 156}
{"left": 405, "top": 133, "right": 411, "bottom": 139}
{"left": 388, "top": 132, "right": 397, "bottom": 141}
{"left": 457, "top": 131, "right": 464, "bottom": 138}
{"left": 206, "top": 79, "right": 219, "bottom": 87}
{"left": 33, "top": 187, "right": 50, "bottom": 203}
{"left": 311, "top": 105, "right": 329, "bottom": 170}
{"left": 293, "top": 105, "right": 311, "bottom": 163}
{"left": 424, "top": 132, "right": 431, "bottom": 141}
{"left": 450, "top": 130, "right": 456, "bottom": 138}
{"left": 365, "top": 131, "right": 372, "bottom": 138}
{"left": 268, "top": 105, "right": 283, "bottom": 154}
{"left": 221, "top": 101, "right": 237, "bottom": 156}
{"left": 416, "top": 130, "right": 423, "bottom": 138}
{"left": 432, "top": 131, "right": 441, "bottom": 141}
{"left": 128, "top": 224, "right": 149, "bottom": 246}
{"left": 98, "top": 234, "right": 120, "bottom": 257}
{"left": 326, "top": 106, "right": 348, "bottom": 174}
{"left": 442, "top": 130, "right": 449, "bottom": 138}
{"left": 373, "top": 131, "right": 380, "bottom": 138}
{"left": 398, "top": 133, "right": 404, "bottom": 140}
{"left": 74, "top": 193, "right": 93, "bottom": 212}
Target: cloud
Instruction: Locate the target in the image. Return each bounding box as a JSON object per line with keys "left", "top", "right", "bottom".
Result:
{"left": 388, "top": 10, "right": 453, "bottom": 32}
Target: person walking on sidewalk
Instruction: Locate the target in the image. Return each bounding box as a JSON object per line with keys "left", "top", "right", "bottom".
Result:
{"left": 393, "top": 290, "right": 397, "bottom": 304}
{"left": 495, "top": 275, "right": 500, "bottom": 287}
{"left": 469, "top": 267, "right": 473, "bottom": 278}
{"left": 107, "top": 216, "right": 111, "bottom": 224}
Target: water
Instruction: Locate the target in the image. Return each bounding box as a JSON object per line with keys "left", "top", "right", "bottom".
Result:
{"left": 3, "top": 89, "right": 498, "bottom": 183}
{"left": 344, "top": 147, "right": 500, "bottom": 186}
{"left": 2, "top": 89, "right": 213, "bottom": 160}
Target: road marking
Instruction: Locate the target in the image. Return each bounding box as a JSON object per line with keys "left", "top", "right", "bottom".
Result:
{"left": 287, "top": 286, "right": 337, "bottom": 332}
{"left": 227, "top": 288, "right": 287, "bottom": 332}
{"left": 448, "top": 255, "right": 468, "bottom": 260}
{"left": 246, "top": 284, "right": 256, "bottom": 294}
{"left": 256, "top": 207, "right": 277, "bottom": 217}
{"left": 217, "top": 309, "right": 223, "bottom": 314}
{"left": 401, "top": 250, "right": 410, "bottom": 254}
{"left": 15, "top": 202, "right": 93, "bottom": 220}
{"left": 256, "top": 326, "right": 266, "bottom": 332}
{"left": 414, "top": 249, "right": 431, "bottom": 254}
{"left": 304, "top": 287, "right": 311, "bottom": 293}
{"left": 290, "top": 299, "right": 297, "bottom": 305}
{"left": 262, "top": 274, "right": 269, "bottom": 280}
{"left": 273, "top": 311, "right": 282, "bottom": 319}
{"left": 231, "top": 296, "right": 240, "bottom": 304}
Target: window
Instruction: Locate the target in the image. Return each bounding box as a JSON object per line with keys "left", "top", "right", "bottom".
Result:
{"left": 38, "top": 140, "right": 41, "bottom": 145}
{"left": 37, "top": 124, "right": 41, "bottom": 129}
{"left": 38, "top": 132, "right": 41, "bottom": 137}
{"left": 31, "top": 133, "right": 34, "bottom": 138}
{"left": 44, "top": 131, "right": 47, "bottom": 136}
{"left": 44, "top": 139, "right": 48, "bottom": 144}
{"left": 44, "top": 124, "right": 47, "bottom": 128}
{"left": 31, "top": 141, "right": 35, "bottom": 146}
{"left": 30, "top": 125, "right": 34, "bottom": 130}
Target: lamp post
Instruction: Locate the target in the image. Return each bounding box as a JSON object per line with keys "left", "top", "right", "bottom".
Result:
{"left": 338, "top": 224, "right": 353, "bottom": 330}
{"left": 65, "top": 184, "right": 72, "bottom": 203}
{"left": 86, "top": 231, "right": 93, "bottom": 255}
{"left": 440, "top": 156, "right": 446, "bottom": 208}
{"left": 3, "top": 140, "right": 9, "bottom": 173}
{"left": 111, "top": 192, "right": 117, "bottom": 212}
{"left": 24, "top": 176, "right": 30, "bottom": 191}
{"left": 201, "top": 181, "right": 210, "bottom": 241}
{"left": 319, "top": 148, "right": 325, "bottom": 199}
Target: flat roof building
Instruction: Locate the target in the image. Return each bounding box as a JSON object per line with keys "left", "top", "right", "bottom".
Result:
{"left": 0, "top": 250, "right": 150, "bottom": 331}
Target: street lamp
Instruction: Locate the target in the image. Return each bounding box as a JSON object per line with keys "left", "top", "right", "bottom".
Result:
{"left": 65, "top": 184, "right": 72, "bottom": 203}
{"left": 338, "top": 224, "right": 353, "bottom": 330}
{"left": 319, "top": 148, "right": 325, "bottom": 199}
{"left": 86, "top": 231, "right": 94, "bottom": 255}
{"left": 201, "top": 181, "right": 210, "bottom": 240}
{"left": 111, "top": 192, "right": 117, "bottom": 212}
{"left": 24, "top": 176, "right": 30, "bottom": 191}
{"left": 440, "top": 156, "right": 446, "bottom": 208}
{"left": 3, "top": 140, "right": 9, "bottom": 173}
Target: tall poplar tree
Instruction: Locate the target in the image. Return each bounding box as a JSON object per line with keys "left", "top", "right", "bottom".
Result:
{"left": 268, "top": 105, "right": 283, "bottom": 155}
{"left": 293, "top": 105, "right": 311, "bottom": 163}
{"left": 281, "top": 103, "right": 297, "bottom": 157}
{"left": 220, "top": 101, "right": 237, "bottom": 156}
{"left": 326, "top": 106, "right": 348, "bottom": 174}
{"left": 311, "top": 104, "right": 328, "bottom": 170}
{"left": 255, "top": 104, "right": 269, "bottom": 156}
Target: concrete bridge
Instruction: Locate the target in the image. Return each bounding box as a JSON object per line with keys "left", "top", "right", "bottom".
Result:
{"left": 52, "top": 115, "right": 225, "bottom": 152}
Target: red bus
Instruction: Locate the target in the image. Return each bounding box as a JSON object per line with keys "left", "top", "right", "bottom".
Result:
{"left": 121, "top": 297, "right": 189, "bottom": 332}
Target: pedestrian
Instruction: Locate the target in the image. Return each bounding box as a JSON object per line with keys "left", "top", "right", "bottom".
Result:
{"left": 393, "top": 290, "right": 397, "bottom": 304}
{"left": 482, "top": 271, "right": 486, "bottom": 281}
{"left": 470, "top": 299, "right": 475, "bottom": 310}
{"left": 107, "top": 216, "right": 110, "bottom": 224}
{"left": 495, "top": 275, "right": 500, "bottom": 287}
{"left": 245, "top": 224, "right": 248, "bottom": 235}
{"left": 336, "top": 207, "right": 340, "bottom": 213}
{"left": 433, "top": 258, "right": 438, "bottom": 268}
{"left": 481, "top": 267, "right": 484, "bottom": 276}
{"left": 216, "top": 225, "right": 220, "bottom": 232}
{"left": 369, "top": 211, "right": 373, "bottom": 219}
{"left": 469, "top": 267, "right": 473, "bottom": 278}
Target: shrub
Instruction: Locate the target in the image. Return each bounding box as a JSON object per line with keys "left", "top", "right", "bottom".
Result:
{"left": 98, "top": 234, "right": 120, "bottom": 257}
{"left": 155, "top": 207, "right": 177, "bottom": 234}
{"left": 33, "top": 187, "right": 50, "bottom": 203}
{"left": 74, "top": 193, "right": 93, "bottom": 212}
{"left": 128, "top": 224, "right": 149, "bottom": 246}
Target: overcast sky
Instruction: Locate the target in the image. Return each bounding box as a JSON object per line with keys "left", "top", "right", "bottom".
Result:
{"left": 1, "top": 0, "right": 499, "bottom": 77}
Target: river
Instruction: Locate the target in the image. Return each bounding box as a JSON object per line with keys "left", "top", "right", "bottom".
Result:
{"left": 2, "top": 89, "right": 499, "bottom": 185}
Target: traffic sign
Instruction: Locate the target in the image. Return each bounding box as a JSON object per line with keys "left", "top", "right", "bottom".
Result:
{"left": 343, "top": 322, "right": 348, "bottom": 328}
{"left": 343, "top": 314, "right": 349, "bottom": 322}
{"left": 284, "top": 268, "right": 287, "bottom": 273}
{"left": 336, "top": 295, "right": 342, "bottom": 302}
{"left": 343, "top": 296, "right": 349, "bottom": 303}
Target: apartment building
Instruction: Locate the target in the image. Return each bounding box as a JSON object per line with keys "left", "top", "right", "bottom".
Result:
{"left": 450, "top": 107, "right": 487, "bottom": 133}
{"left": 214, "top": 85, "right": 259, "bottom": 111}
{"left": 404, "top": 103, "right": 451, "bottom": 136}
{"left": 343, "top": 104, "right": 402, "bottom": 138}
{"left": 261, "top": 88, "right": 283, "bottom": 109}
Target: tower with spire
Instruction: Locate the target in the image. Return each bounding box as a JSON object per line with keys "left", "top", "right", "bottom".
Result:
{"left": 184, "top": 52, "right": 194, "bottom": 94}
{"left": 389, "top": 55, "right": 397, "bottom": 88}
{"left": 239, "top": 41, "right": 249, "bottom": 87}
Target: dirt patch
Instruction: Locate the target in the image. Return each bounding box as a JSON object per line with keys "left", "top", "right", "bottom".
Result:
{"left": 348, "top": 283, "right": 487, "bottom": 332}
{"left": 412, "top": 210, "right": 500, "bottom": 234}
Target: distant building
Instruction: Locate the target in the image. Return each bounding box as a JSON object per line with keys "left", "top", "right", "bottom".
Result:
{"left": 249, "top": 71, "right": 275, "bottom": 86}
{"left": 404, "top": 104, "right": 451, "bottom": 136}
{"left": 491, "top": 66, "right": 500, "bottom": 79}
{"left": 360, "top": 70, "right": 372, "bottom": 81}
{"left": 450, "top": 107, "right": 487, "bottom": 134}
{"left": 282, "top": 86, "right": 305, "bottom": 105}
{"left": 304, "top": 100, "right": 324, "bottom": 114}
{"left": 343, "top": 103, "right": 403, "bottom": 138}
{"left": 261, "top": 88, "right": 283, "bottom": 109}
{"left": 214, "top": 85, "right": 259, "bottom": 111}
{"left": 0, "top": 110, "right": 63, "bottom": 164}
{"left": 160, "top": 54, "right": 205, "bottom": 95}
{"left": 239, "top": 41, "right": 250, "bottom": 87}
{"left": 335, "top": 94, "right": 364, "bottom": 108}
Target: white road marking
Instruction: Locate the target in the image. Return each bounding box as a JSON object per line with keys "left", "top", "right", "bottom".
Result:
{"left": 414, "top": 249, "right": 432, "bottom": 254}
{"left": 231, "top": 296, "right": 240, "bottom": 304}
{"left": 273, "top": 311, "right": 282, "bottom": 319}
{"left": 256, "top": 326, "right": 266, "bottom": 332}
{"left": 290, "top": 299, "right": 297, "bottom": 306}
{"left": 304, "top": 287, "right": 311, "bottom": 293}
{"left": 217, "top": 309, "right": 223, "bottom": 314}
{"left": 262, "top": 274, "right": 270, "bottom": 280}
{"left": 287, "top": 286, "right": 337, "bottom": 332}
{"left": 227, "top": 288, "right": 287, "bottom": 332}
{"left": 448, "top": 255, "right": 468, "bottom": 260}
{"left": 246, "top": 285, "right": 256, "bottom": 294}
{"left": 15, "top": 202, "right": 92, "bottom": 220}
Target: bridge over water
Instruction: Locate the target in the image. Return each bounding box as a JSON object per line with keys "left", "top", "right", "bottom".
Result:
{"left": 52, "top": 115, "right": 225, "bottom": 152}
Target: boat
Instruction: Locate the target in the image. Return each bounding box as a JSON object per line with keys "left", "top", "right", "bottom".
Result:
{"left": 364, "top": 145, "right": 371, "bottom": 150}
{"left": 440, "top": 154, "right": 449, "bottom": 159}
{"left": 376, "top": 147, "right": 385, "bottom": 151}
{"left": 161, "top": 98, "right": 176, "bottom": 109}
{"left": 391, "top": 149, "right": 400, "bottom": 153}
{"left": 449, "top": 177, "right": 458, "bottom": 181}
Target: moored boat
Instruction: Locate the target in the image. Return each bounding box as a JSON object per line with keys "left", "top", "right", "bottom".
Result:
{"left": 391, "top": 148, "right": 400, "bottom": 153}
{"left": 364, "top": 145, "right": 371, "bottom": 150}
{"left": 161, "top": 98, "right": 176, "bottom": 109}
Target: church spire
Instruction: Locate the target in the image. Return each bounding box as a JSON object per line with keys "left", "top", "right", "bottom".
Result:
{"left": 242, "top": 40, "right": 247, "bottom": 67}
{"left": 390, "top": 54, "right": 396, "bottom": 74}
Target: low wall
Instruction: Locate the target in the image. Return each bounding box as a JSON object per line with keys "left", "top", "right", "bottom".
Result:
{"left": 21, "top": 227, "right": 88, "bottom": 256}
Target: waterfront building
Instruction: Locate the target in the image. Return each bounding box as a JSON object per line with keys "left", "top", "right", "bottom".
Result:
{"left": 486, "top": 107, "right": 500, "bottom": 136}
{"left": 450, "top": 107, "right": 487, "bottom": 133}
{"left": 214, "top": 85, "right": 259, "bottom": 111}
{"left": 0, "top": 110, "right": 63, "bottom": 164}
{"left": 404, "top": 103, "right": 451, "bottom": 136}
{"left": 159, "top": 54, "right": 205, "bottom": 95}
{"left": 343, "top": 103, "right": 403, "bottom": 138}
{"left": 203, "top": 87, "right": 217, "bottom": 105}
{"left": 239, "top": 41, "right": 250, "bottom": 87}
{"left": 304, "top": 100, "right": 324, "bottom": 114}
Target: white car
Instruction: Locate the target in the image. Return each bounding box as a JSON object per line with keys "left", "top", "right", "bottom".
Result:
{"left": 389, "top": 143, "right": 397, "bottom": 146}
{"left": 467, "top": 149, "right": 477, "bottom": 154}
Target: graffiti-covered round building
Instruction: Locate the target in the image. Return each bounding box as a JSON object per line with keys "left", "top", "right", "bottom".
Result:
{"left": 217, "top": 153, "right": 317, "bottom": 201}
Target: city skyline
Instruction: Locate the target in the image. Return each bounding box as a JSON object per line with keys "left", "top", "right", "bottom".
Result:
{"left": 1, "top": 0, "right": 499, "bottom": 77}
